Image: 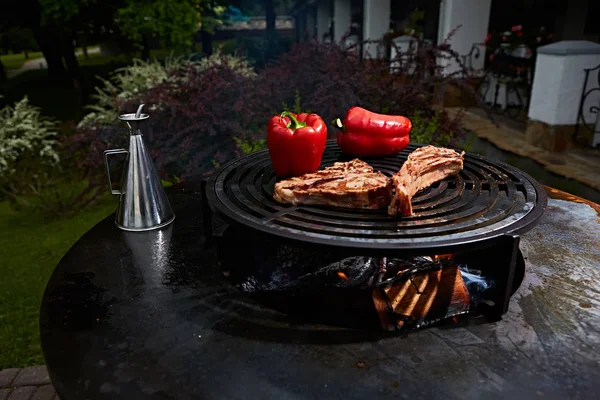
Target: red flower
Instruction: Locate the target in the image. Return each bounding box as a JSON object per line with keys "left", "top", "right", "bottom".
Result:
{"left": 489, "top": 54, "right": 495, "bottom": 62}
{"left": 502, "top": 35, "right": 507, "bottom": 41}
{"left": 517, "top": 31, "right": 523, "bottom": 37}
{"left": 547, "top": 34, "right": 553, "bottom": 40}
{"left": 525, "top": 48, "right": 532, "bottom": 56}
{"left": 511, "top": 25, "right": 518, "bottom": 32}
{"left": 484, "top": 33, "right": 492, "bottom": 44}
{"left": 511, "top": 25, "right": 522, "bottom": 32}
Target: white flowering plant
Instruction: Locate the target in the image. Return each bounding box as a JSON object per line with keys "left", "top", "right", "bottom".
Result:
{"left": 194, "top": 47, "right": 257, "bottom": 78}
{"left": 0, "top": 96, "right": 61, "bottom": 208}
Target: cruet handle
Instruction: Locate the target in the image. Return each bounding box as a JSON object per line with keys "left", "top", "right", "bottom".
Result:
{"left": 103, "top": 149, "right": 129, "bottom": 195}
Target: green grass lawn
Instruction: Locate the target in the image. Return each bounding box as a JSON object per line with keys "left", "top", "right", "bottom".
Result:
{"left": 1, "top": 47, "right": 100, "bottom": 70}
{"left": 0, "top": 195, "right": 116, "bottom": 369}
{"left": 0, "top": 51, "right": 44, "bottom": 70}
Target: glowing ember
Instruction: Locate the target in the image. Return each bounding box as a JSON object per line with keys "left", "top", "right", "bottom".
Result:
{"left": 337, "top": 271, "right": 349, "bottom": 280}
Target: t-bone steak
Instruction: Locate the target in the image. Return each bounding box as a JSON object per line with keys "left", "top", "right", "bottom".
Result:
{"left": 388, "top": 146, "right": 465, "bottom": 216}
{"left": 273, "top": 159, "right": 392, "bottom": 209}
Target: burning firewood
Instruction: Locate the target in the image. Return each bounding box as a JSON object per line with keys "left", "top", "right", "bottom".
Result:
{"left": 372, "top": 264, "right": 470, "bottom": 331}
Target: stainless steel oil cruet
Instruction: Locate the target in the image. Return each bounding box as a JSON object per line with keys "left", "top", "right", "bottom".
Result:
{"left": 103, "top": 104, "right": 175, "bottom": 231}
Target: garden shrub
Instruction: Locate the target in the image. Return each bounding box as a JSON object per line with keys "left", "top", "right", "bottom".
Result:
{"left": 409, "top": 109, "right": 459, "bottom": 147}
{"left": 65, "top": 50, "right": 260, "bottom": 203}
{"left": 78, "top": 55, "right": 188, "bottom": 128}
{"left": 65, "top": 31, "right": 482, "bottom": 211}
{"left": 0, "top": 97, "right": 61, "bottom": 210}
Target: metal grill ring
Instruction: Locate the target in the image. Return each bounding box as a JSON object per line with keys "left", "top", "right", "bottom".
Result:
{"left": 206, "top": 141, "right": 547, "bottom": 251}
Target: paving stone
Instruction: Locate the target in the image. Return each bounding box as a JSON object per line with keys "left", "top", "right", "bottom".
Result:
{"left": 30, "top": 385, "right": 56, "bottom": 400}
{"left": 446, "top": 107, "right": 600, "bottom": 193}
{"left": 12, "top": 367, "right": 50, "bottom": 387}
{"left": 0, "top": 388, "right": 12, "bottom": 400}
{"left": 0, "top": 370, "right": 21, "bottom": 388}
{"left": 7, "top": 386, "right": 36, "bottom": 400}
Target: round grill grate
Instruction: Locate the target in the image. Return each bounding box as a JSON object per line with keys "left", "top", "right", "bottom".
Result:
{"left": 206, "top": 141, "right": 547, "bottom": 252}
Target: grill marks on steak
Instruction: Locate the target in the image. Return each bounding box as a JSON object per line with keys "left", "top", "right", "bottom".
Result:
{"left": 273, "top": 159, "right": 392, "bottom": 209}
{"left": 388, "top": 146, "right": 465, "bottom": 216}
{"left": 272, "top": 147, "right": 464, "bottom": 215}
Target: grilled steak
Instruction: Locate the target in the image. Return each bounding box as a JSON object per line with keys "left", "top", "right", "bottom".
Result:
{"left": 273, "top": 159, "right": 392, "bottom": 209}
{"left": 388, "top": 146, "right": 465, "bottom": 216}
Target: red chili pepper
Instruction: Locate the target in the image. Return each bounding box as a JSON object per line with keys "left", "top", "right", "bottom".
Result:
{"left": 333, "top": 107, "right": 412, "bottom": 157}
{"left": 267, "top": 111, "right": 328, "bottom": 177}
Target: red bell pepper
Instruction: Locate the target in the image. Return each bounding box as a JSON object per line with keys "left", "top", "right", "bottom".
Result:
{"left": 267, "top": 111, "right": 328, "bottom": 178}
{"left": 333, "top": 106, "right": 412, "bottom": 157}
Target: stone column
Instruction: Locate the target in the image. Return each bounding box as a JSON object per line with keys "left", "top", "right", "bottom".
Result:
{"left": 526, "top": 41, "right": 600, "bottom": 152}
{"left": 437, "top": 0, "right": 491, "bottom": 75}
{"left": 333, "top": 0, "right": 351, "bottom": 43}
{"left": 316, "top": 0, "right": 331, "bottom": 42}
{"left": 362, "top": 0, "right": 391, "bottom": 59}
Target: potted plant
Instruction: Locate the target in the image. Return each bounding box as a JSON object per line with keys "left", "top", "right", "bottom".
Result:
{"left": 484, "top": 25, "right": 553, "bottom": 62}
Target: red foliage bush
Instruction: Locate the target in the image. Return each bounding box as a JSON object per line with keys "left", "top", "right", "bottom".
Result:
{"left": 64, "top": 33, "right": 482, "bottom": 209}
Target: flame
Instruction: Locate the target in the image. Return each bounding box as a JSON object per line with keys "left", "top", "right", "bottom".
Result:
{"left": 434, "top": 254, "right": 455, "bottom": 261}
{"left": 337, "top": 271, "right": 349, "bottom": 280}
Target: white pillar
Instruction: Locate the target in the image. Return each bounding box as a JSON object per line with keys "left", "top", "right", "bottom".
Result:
{"left": 333, "top": 0, "right": 351, "bottom": 43}
{"left": 437, "top": 0, "right": 491, "bottom": 75}
{"left": 526, "top": 41, "right": 600, "bottom": 151}
{"left": 316, "top": 1, "right": 331, "bottom": 42}
{"left": 362, "top": 0, "right": 390, "bottom": 59}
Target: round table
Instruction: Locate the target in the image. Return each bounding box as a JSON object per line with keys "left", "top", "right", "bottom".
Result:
{"left": 40, "top": 183, "right": 600, "bottom": 400}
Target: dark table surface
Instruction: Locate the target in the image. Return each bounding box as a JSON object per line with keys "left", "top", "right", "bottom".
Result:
{"left": 40, "top": 184, "right": 600, "bottom": 400}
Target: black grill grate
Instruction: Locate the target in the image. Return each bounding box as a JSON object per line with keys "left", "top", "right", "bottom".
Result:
{"left": 206, "top": 141, "right": 547, "bottom": 252}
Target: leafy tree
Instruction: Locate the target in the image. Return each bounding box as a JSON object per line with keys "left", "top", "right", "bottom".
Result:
{"left": 117, "top": 0, "right": 201, "bottom": 60}
{"left": 0, "top": 27, "right": 38, "bottom": 57}
{"left": 0, "top": 0, "right": 77, "bottom": 78}
{"left": 37, "top": 0, "right": 90, "bottom": 78}
{"left": 0, "top": 0, "right": 126, "bottom": 79}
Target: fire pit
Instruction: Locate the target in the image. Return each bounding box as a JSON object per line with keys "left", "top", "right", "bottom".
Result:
{"left": 204, "top": 141, "right": 548, "bottom": 329}
{"left": 39, "top": 175, "right": 599, "bottom": 399}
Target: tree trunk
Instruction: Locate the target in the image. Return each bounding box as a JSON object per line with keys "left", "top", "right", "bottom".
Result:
{"left": 141, "top": 34, "right": 151, "bottom": 60}
{"left": 62, "top": 35, "right": 80, "bottom": 78}
{"left": 24, "top": 50, "right": 29, "bottom": 59}
{"left": 0, "top": 59, "right": 7, "bottom": 82}
{"left": 32, "top": 26, "right": 66, "bottom": 78}
{"left": 201, "top": 29, "right": 213, "bottom": 57}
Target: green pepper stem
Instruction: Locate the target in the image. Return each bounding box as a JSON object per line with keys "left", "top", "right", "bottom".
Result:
{"left": 280, "top": 111, "right": 307, "bottom": 130}
{"left": 332, "top": 118, "right": 345, "bottom": 133}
